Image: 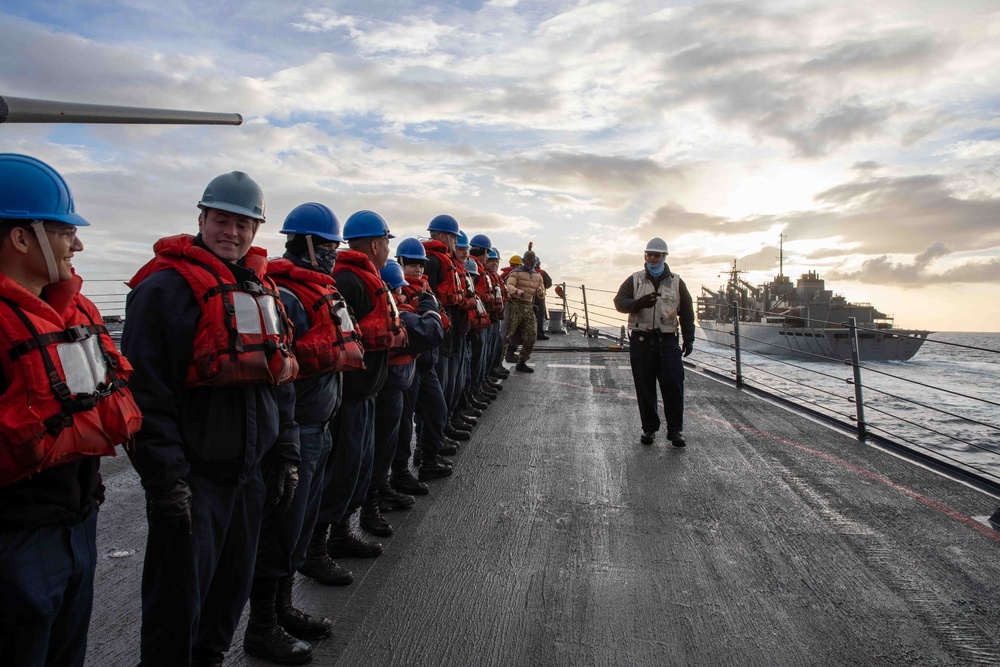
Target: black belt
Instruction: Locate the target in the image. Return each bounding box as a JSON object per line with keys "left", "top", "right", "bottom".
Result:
{"left": 631, "top": 330, "right": 677, "bottom": 337}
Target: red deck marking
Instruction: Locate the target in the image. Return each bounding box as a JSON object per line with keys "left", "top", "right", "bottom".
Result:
{"left": 523, "top": 373, "right": 1000, "bottom": 544}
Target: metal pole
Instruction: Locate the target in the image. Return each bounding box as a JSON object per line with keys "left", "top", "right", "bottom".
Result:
{"left": 0, "top": 96, "right": 243, "bottom": 125}
{"left": 731, "top": 301, "right": 743, "bottom": 389}
{"left": 561, "top": 282, "right": 568, "bottom": 316}
{"left": 581, "top": 284, "right": 591, "bottom": 337}
{"left": 847, "top": 317, "right": 868, "bottom": 442}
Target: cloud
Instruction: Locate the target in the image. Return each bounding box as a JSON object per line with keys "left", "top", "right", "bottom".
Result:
{"left": 736, "top": 245, "right": 781, "bottom": 272}
{"left": 777, "top": 173, "right": 1000, "bottom": 254}
{"left": 828, "top": 242, "right": 1000, "bottom": 286}
{"left": 494, "top": 151, "right": 687, "bottom": 208}
{"left": 636, "top": 202, "right": 771, "bottom": 237}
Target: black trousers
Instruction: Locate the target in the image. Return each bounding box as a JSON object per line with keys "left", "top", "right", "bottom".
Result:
{"left": 139, "top": 469, "right": 266, "bottom": 666}
{"left": 628, "top": 331, "right": 685, "bottom": 434}
{"left": 370, "top": 363, "right": 415, "bottom": 500}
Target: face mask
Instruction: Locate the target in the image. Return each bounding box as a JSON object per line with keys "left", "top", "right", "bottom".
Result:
{"left": 646, "top": 261, "right": 665, "bottom": 277}
{"left": 312, "top": 247, "right": 338, "bottom": 274}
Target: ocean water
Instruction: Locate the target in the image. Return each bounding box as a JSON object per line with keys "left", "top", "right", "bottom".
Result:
{"left": 693, "top": 331, "right": 1000, "bottom": 480}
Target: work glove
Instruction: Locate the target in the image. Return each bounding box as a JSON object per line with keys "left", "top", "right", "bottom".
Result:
{"left": 147, "top": 478, "right": 192, "bottom": 535}
{"left": 682, "top": 340, "right": 694, "bottom": 357}
{"left": 266, "top": 461, "right": 299, "bottom": 514}
{"left": 634, "top": 293, "right": 658, "bottom": 310}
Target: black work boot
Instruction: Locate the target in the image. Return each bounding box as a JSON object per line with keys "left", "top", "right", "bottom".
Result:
{"left": 359, "top": 498, "right": 394, "bottom": 537}
{"left": 391, "top": 469, "right": 429, "bottom": 496}
{"left": 276, "top": 574, "right": 333, "bottom": 641}
{"left": 243, "top": 577, "right": 314, "bottom": 665}
{"left": 327, "top": 518, "right": 383, "bottom": 558}
{"left": 298, "top": 526, "right": 353, "bottom": 586}
{"left": 419, "top": 456, "right": 454, "bottom": 481}
{"left": 515, "top": 361, "right": 534, "bottom": 373}
{"left": 377, "top": 484, "right": 416, "bottom": 511}
{"left": 504, "top": 346, "right": 517, "bottom": 363}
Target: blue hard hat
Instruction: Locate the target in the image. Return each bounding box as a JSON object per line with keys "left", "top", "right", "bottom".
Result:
{"left": 0, "top": 154, "right": 90, "bottom": 226}
{"left": 198, "top": 171, "right": 266, "bottom": 221}
{"left": 280, "top": 203, "right": 343, "bottom": 242}
{"left": 469, "top": 233, "right": 492, "bottom": 249}
{"left": 427, "top": 214, "right": 459, "bottom": 235}
{"left": 343, "top": 210, "right": 394, "bottom": 240}
{"left": 396, "top": 237, "right": 427, "bottom": 261}
{"left": 487, "top": 247, "right": 500, "bottom": 260}
{"left": 455, "top": 230, "right": 470, "bottom": 248}
{"left": 379, "top": 259, "right": 406, "bottom": 289}
{"left": 464, "top": 257, "right": 479, "bottom": 275}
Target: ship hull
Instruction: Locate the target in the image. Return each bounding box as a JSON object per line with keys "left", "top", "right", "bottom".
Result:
{"left": 699, "top": 321, "right": 929, "bottom": 362}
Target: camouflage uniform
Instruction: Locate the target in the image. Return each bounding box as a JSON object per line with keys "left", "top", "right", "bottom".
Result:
{"left": 504, "top": 256, "right": 546, "bottom": 363}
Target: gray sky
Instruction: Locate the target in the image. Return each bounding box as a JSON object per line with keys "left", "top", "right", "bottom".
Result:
{"left": 2, "top": 0, "right": 999, "bottom": 330}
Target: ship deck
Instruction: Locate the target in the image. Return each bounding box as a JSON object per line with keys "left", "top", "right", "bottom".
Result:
{"left": 86, "top": 333, "right": 1000, "bottom": 666}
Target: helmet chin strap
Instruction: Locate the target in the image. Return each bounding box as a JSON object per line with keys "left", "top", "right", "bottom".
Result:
{"left": 305, "top": 235, "right": 318, "bottom": 268}
{"left": 31, "top": 221, "right": 61, "bottom": 284}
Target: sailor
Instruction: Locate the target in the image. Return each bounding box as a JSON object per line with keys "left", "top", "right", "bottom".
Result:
{"left": 504, "top": 249, "right": 546, "bottom": 373}
{"left": 421, "top": 216, "right": 469, "bottom": 443}
{"left": 319, "top": 210, "right": 406, "bottom": 561}
{"left": 0, "top": 154, "right": 143, "bottom": 667}
{"left": 450, "top": 232, "right": 484, "bottom": 435}
{"left": 246, "top": 203, "right": 363, "bottom": 663}
{"left": 613, "top": 237, "right": 694, "bottom": 447}
{"left": 394, "top": 239, "right": 454, "bottom": 485}
{"left": 463, "top": 255, "right": 496, "bottom": 406}
{"left": 500, "top": 254, "right": 522, "bottom": 362}
{"left": 468, "top": 235, "right": 504, "bottom": 398}
{"left": 365, "top": 258, "right": 445, "bottom": 530}
{"left": 484, "top": 248, "right": 511, "bottom": 381}
{"left": 123, "top": 171, "right": 301, "bottom": 667}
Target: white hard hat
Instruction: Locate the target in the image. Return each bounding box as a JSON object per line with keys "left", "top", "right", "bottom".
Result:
{"left": 645, "top": 237, "right": 668, "bottom": 254}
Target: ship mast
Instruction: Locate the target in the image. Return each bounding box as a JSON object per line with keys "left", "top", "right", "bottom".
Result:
{"left": 778, "top": 233, "right": 786, "bottom": 278}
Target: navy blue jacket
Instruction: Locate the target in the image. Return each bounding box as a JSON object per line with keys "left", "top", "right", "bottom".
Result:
{"left": 122, "top": 257, "right": 298, "bottom": 490}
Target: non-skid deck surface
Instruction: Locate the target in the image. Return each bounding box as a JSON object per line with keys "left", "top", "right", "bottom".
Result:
{"left": 87, "top": 344, "right": 1000, "bottom": 666}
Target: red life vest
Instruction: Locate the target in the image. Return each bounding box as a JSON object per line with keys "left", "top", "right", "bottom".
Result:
{"left": 402, "top": 275, "right": 450, "bottom": 332}
{"left": 487, "top": 267, "right": 508, "bottom": 310}
{"left": 422, "top": 240, "right": 464, "bottom": 307}
{"left": 464, "top": 273, "right": 491, "bottom": 330}
{"left": 388, "top": 295, "right": 419, "bottom": 367}
{"left": 332, "top": 250, "right": 408, "bottom": 352}
{"left": 471, "top": 257, "right": 495, "bottom": 309}
{"left": 267, "top": 259, "right": 366, "bottom": 377}
{"left": 128, "top": 235, "right": 297, "bottom": 387}
{"left": 0, "top": 273, "right": 143, "bottom": 487}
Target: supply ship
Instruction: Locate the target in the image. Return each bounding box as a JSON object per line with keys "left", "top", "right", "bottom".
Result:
{"left": 697, "top": 260, "right": 931, "bottom": 361}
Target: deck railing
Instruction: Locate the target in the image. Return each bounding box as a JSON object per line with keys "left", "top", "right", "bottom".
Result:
{"left": 553, "top": 285, "right": 1000, "bottom": 503}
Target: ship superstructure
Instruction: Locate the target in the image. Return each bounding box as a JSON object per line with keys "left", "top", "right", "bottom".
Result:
{"left": 698, "top": 259, "right": 931, "bottom": 362}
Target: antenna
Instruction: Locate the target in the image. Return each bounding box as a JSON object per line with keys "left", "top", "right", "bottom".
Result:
{"left": 778, "top": 233, "right": 786, "bottom": 277}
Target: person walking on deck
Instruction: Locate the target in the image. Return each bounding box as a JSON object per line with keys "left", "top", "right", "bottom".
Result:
{"left": 0, "top": 154, "right": 142, "bottom": 667}
{"left": 504, "top": 250, "right": 546, "bottom": 373}
{"left": 123, "top": 172, "right": 302, "bottom": 666}
{"left": 613, "top": 237, "right": 694, "bottom": 447}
